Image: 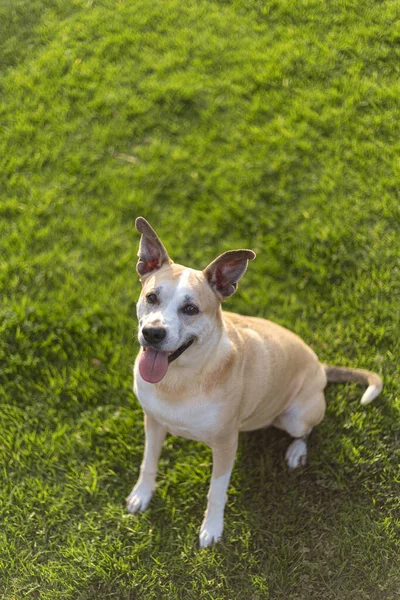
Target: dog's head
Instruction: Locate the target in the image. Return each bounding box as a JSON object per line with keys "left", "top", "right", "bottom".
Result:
{"left": 135, "top": 217, "right": 255, "bottom": 383}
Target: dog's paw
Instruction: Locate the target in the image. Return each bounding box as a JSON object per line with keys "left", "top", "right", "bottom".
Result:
{"left": 285, "top": 438, "right": 307, "bottom": 470}
{"left": 199, "top": 517, "right": 223, "bottom": 549}
{"left": 126, "top": 483, "right": 154, "bottom": 513}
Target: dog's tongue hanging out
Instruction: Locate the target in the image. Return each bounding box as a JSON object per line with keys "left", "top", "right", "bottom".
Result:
{"left": 139, "top": 348, "right": 169, "bottom": 383}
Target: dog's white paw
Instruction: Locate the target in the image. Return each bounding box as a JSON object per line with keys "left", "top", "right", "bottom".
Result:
{"left": 286, "top": 438, "right": 307, "bottom": 470}
{"left": 199, "top": 517, "right": 224, "bottom": 548}
{"left": 126, "top": 482, "right": 154, "bottom": 513}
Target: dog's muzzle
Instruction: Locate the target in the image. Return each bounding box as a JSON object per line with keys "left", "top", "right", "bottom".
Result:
{"left": 167, "top": 338, "right": 195, "bottom": 363}
{"left": 139, "top": 337, "right": 195, "bottom": 384}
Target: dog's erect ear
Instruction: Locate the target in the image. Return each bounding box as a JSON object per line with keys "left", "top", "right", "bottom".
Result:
{"left": 203, "top": 249, "right": 256, "bottom": 300}
{"left": 135, "top": 217, "right": 172, "bottom": 278}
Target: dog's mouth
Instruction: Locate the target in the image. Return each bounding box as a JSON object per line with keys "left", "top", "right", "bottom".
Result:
{"left": 139, "top": 338, "right": 195, "bottom": 384}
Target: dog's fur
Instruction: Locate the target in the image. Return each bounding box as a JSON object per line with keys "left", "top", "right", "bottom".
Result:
{"left": 127, "top": 217, "right": 383, "bottom": 547}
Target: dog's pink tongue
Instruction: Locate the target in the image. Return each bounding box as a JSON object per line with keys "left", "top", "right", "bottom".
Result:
{"left": 139, "top": 348, "right": 169, "bottom": 383}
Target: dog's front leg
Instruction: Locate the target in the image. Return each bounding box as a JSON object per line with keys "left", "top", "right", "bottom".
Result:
{"left": 126, "top": 413, "right": 166, "bottom": 513}
{"left": 199, "top": 434, "right": 238, "bottom": 548}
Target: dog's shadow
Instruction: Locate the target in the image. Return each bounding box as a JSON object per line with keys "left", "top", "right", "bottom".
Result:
{"left": 235, "top": 411, "right": 372, "bottom": 522}
{"left": 229, "top": 385, "right": 396, "bottom": 554}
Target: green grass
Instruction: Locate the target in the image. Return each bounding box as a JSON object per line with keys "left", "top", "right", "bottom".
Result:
{"left": 0, "top": 0, "right": 399, "bottom": 598}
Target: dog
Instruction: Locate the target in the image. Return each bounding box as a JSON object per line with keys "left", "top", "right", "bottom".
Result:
{"left": 127, "top": 217, "right": 383, "bottom": 548}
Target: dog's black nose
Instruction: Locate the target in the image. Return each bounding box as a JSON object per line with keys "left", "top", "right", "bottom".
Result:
{"left": 142, "top": 327, "right": 167, "bottom": 344}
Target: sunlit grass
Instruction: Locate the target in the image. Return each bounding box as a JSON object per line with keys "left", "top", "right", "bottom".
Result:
{"left": 0, "top": 0, "right": 399, "bottom": 598}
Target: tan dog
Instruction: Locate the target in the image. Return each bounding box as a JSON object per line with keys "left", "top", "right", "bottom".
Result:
{"left": 127, "top": 217, "right": 383, "bottom": 547}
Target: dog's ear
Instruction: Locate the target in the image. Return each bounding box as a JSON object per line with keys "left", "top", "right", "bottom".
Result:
{"left": 203, "top": 249, "right": 256, "bottom": 300}
{"left": 135, "top": 217, "right": 172, "bottom": 278}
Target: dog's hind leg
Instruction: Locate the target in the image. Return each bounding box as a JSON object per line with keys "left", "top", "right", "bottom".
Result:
{"left": 273, "top": 390, "right": 326, "bottom": 469}
{"left": 285, "top": 432, "right": 311, "bottom": 469}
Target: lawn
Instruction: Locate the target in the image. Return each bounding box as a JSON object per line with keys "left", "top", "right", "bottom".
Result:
{"left": 0, "top": 0, "right": 399, "bottom": 598}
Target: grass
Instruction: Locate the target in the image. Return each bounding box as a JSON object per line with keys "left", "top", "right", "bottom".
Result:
{"left": 0, "top": 0, "right": 399, "bottom": 597}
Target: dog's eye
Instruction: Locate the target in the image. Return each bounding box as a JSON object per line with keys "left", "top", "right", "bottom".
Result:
{"left": 146, "top": 293, "right": 158, "bottom": 304}
{"left": 182, "top": 304, "right": 199, "bottom": 316}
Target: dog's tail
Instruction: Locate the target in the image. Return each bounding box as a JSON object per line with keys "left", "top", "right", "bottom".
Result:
{"left": 324, "top": 365, "right": 383, "bottom": 406}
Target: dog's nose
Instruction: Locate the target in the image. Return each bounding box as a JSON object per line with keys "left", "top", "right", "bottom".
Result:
{"left": 142, "top": 327, "right": 167, "bottom": 345}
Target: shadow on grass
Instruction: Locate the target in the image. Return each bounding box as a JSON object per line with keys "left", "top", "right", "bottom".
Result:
{"left": 229, "top": 394, "right": 398, "bottom": 599}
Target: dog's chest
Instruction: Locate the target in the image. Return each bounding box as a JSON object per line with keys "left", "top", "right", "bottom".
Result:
{"left": 135, "top": 381, "right": 221, "bottom": 442}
